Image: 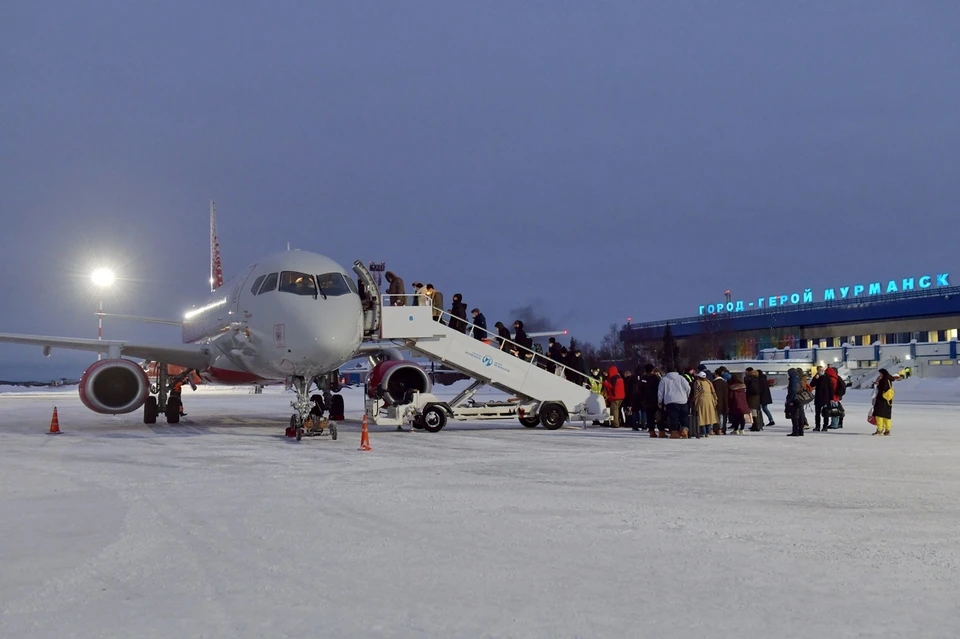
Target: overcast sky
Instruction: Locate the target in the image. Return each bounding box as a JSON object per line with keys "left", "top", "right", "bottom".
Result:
{"left": 1, "top": 1, "right": 958, "bottom": 379}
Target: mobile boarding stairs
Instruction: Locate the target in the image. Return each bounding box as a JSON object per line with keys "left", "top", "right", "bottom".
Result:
{"left": 353, "top": 261, "right": 608, "bottom": 432}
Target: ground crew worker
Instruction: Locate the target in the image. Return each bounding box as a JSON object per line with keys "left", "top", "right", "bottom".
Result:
{"left": 170, "top": 380, "right": 186, "bottom": 417}
{"left": 589, "top": 369, "right": 604, "bottom": 394}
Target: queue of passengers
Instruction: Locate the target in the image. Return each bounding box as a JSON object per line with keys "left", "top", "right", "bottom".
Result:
{"left": 381, "top": 272, "right": 589, "bottom": 381}
{"left": 601, "top": 363, "right": 894, "bottom": 438}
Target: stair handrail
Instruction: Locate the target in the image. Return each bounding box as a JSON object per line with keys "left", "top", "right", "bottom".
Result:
{"left": 381, "top": 294, "right": 599, "bottom": 388}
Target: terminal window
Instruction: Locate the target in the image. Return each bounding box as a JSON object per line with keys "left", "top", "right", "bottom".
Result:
{"left": 948, "top": 329, "right": 959, "bottom": 341}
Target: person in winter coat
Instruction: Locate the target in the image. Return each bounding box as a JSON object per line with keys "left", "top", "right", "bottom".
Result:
{"left": 693, "top": 371, "right": 719, "bottom": 437}
{"left": 629, "top": 365, "right": 645, "bottom": 431}
{"left": 512, "top": 321, "right": 533, "bottom": 361}
{"left": 712, "top": 370, "right": 729, "bottom": 434}
{"left": 546, "top": 337, "right": 564, "bottom": 374}
{"left": 727, "top": 374, "right": 750, "bottom": 434}
{"left": 824, "top": 367, "right": 844, "bottom": 430}
{"left": 558, "top": 347, "right": 569, "bottom": 376}
{"left": 385, "top": 271, "right": 406, "bottom": 306}
{"left": 658, "top": 369, "right": 691, "bottom": 438}
{"left": 416, "top": 282, "right": 431, "bottom": 306}
{"left": 565, "top": 349, "right": 587, "bottom": 384}
{"left": 495, "top": 321, "right": 511, "bottom": 350}
{"left": 426, "top": 284, "right": 444, "bottom": 323}
{"left": 640, "top": 364, "right": 664, "bottom": 437}
{"left": 810, "top": 366, "right": 831, "bottom": 431}
{"left": 620, "top": 368, "right": 636, "bottom": 427}
{"left": 603, "top": 366, "right": 626, "bottom": 428}
{"left": 744, "top": 368, "right": 763, "bottom": 431}
{"left": 785, "top": 368, "right": 806, "bottom": 437}
{"left": 872, "top": 368, "right": 895, "bottom": 435}
{"left": 449, "top": 294, "right": 467, "bottom": 333}
{"left": 470, "top": 308, "right": 487, "bottom": 341}
{"left": 834, "top": 368, "right": 847, "bottom": 428}
{"left": 758, "top": 369, "right": 775, "bottom": 427}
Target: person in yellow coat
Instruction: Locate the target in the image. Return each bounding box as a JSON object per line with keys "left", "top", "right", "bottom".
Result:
{"left": 872, "top": 369, "right": 895, "bottom": 435}
{"left": 693, "top": 371, "right": 719, "bottom": 437}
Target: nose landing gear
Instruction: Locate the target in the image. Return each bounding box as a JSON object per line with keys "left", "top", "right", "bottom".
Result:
{"left": 286, "top": 374, "right": 343, "bottom": 442}
{"left": 289, "top": 376, "right": 312, "bottom": 441}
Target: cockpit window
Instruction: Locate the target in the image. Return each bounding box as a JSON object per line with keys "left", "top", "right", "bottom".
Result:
{"left": 250, "top": 274, "right": 266, "bottom": 295}
{"left": 279, "top": 271, "right": 318, "bottom": 296}
{"left": 345, "top": 277, "right": 359, "bottom": 295}
{"left": 257, "top": 272, "right": 279, "bottom": 295}
{"left": 316, "top": 272, "right": 352, "bottom": 297}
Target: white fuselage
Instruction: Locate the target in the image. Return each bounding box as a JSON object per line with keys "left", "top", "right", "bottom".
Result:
{"left": 181, "top": 251, "right": 363, "bottom": 384}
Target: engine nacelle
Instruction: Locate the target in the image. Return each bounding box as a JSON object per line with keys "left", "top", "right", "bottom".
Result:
{"left": 78, "top": 359, "right": 151, "bottom": 415}
{"left": 366, "top": 360, "right": 431, "bottom": 406}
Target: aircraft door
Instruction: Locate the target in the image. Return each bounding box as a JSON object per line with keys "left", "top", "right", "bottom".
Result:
{"left": 230, "top": 265, "right": 257, "bottom": 317}
{"left": 353, "top": 260, "right": 381, "bottom": 338}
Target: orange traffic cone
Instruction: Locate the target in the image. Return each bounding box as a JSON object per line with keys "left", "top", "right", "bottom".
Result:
{"left": 48, "top": 407, "right": 61, "bottom": 435}
{"left": 358, "top": 414, "right": 371, "bottom": 451}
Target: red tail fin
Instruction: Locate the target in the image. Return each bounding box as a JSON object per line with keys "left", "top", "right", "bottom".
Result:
{"left": 210, "top": 200, "right": 223, "bottom": 292}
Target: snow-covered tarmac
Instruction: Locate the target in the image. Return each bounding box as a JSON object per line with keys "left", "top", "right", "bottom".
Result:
{"left": 2, "top": 380, "right": 960, "bottom": 638}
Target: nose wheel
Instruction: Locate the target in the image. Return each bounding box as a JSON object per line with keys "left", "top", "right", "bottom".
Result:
{"left": 290, "top": 414, "right": 305, "bottom": 441}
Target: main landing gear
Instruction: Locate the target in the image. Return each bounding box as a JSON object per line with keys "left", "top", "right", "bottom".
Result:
{"left": 142, "top": 363, "right": 197, "bottom": 425}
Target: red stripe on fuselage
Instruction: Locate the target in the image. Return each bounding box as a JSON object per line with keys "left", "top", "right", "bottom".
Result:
{"left": 202, "top": 367, "right": 268, "bottom": 385}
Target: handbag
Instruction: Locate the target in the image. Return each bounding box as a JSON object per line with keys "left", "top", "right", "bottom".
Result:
{"left": 867, "top": 409, "right": 877, "bottom": 426}
{"left": 795, "top": 388, "right": 814, "bottom": 406}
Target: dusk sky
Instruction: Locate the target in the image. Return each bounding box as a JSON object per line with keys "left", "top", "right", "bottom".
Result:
{"left": 2, "top": 2, "right": 958, "bottom": 379}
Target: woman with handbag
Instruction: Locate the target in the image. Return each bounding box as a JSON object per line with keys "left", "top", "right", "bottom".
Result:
{"left": 872, "top": 369, "right": 895, "bottom": 436}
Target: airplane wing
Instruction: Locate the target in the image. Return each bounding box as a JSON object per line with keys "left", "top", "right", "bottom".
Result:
{"left": 0, "top": 332, "right": 214, "bottom": 371}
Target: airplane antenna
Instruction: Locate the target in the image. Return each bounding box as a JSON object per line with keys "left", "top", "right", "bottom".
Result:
{"left": 210, "top": 200, "right": 223, "bottom": 292}
{"left": 368, "top": 261, "right": 385, "bottom": 288}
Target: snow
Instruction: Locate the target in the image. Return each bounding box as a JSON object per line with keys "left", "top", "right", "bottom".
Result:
{"left": 2, "top": 381, "right": 960, "bottom": 638}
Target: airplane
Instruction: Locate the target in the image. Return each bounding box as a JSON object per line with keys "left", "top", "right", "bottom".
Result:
{"left": 0, "top": 203, "right": 437, "bottom": 432}
{"left": 0, "top": 206, "right": 579, "bottom": 432}
{"left": 0, "top": 248, "right": 378, "bottom": 429}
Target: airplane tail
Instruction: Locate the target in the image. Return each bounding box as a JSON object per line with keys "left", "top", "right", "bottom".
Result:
{"left": 210, "top": 200, "right": 223, "bottom": 292}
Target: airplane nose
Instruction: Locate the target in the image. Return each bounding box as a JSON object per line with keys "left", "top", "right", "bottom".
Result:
{"left": 300, "top": 299, "right": 362, "bottom": 369}
{"left": 272, "top": 295, "right": 363, "bottom": 375}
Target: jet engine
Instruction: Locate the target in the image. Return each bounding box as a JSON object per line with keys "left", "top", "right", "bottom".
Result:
{"left": 366, "top": 360, "right": 431, "bottom": 406}
{"left": 78, "top": 358, "right": 151, "bottom": 414}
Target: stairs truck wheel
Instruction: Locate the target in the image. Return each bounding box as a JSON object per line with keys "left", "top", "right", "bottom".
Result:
{"left": 143, "top": 396, "right": 158, "bottom": 424}
{"left": 519, "top": 415, "right": 540, "bottom": 428}
{"left": 412, "top": 415, "right": 426, "bottom": 430}
{"left": 540, "top": 403, "right": 566, "bottom": 430}
{"left": 421, "top": 406, "right": 447, "bottom": 433}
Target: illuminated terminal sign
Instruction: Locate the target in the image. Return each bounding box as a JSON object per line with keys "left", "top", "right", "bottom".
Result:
{"left": 698, "top": 273, "right": 951, "bottom": 316}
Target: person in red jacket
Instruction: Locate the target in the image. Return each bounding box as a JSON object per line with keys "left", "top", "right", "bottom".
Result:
{"left": 602, "top": 365, "right": 626, "bottom": 428}
{"left": 823, "top": 367, "right": 845, "bottom": 429}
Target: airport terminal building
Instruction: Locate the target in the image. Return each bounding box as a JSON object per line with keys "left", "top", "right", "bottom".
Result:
{"left": 620, "top": 270, "right": 960, "bottom": 380}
